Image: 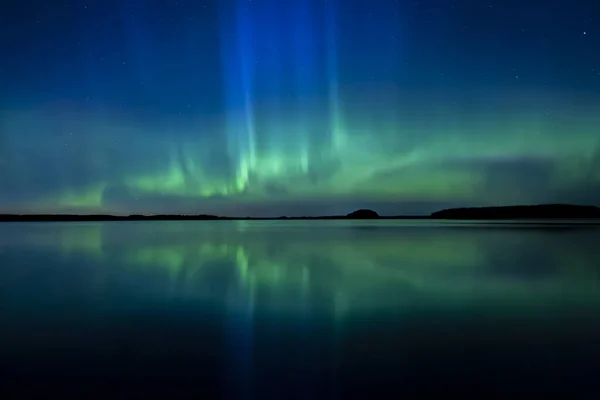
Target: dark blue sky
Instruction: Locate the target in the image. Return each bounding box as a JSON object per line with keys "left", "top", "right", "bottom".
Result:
{"left": 1, "top": 0, "right": 599, "bottom": 216}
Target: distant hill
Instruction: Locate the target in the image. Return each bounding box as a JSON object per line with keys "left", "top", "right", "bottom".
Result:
{"left": 346, "top": 209, "right": 380, "bottom": 219}
{"left": 431, "top": 204, "right": 600, "bottom": 220}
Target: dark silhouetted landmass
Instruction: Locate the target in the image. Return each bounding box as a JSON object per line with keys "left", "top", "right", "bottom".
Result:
{"left": 0, "top": 214, "right": 224, "bottom": 222}
{"left": 431, "top": 204, "right": 600, "bottom": 220}
{"left": 0, "top": 210, "right": 393, "bottom": 222}
{"left": 346, "top": 209, "right": 380, "bottom": 219}
{"left": 2, "top": 204, "right": 600, "bottom": 222}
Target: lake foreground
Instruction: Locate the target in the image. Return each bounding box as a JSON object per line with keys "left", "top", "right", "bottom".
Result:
{"left": 1, "top": 220, "right": 599, "bottom": 396}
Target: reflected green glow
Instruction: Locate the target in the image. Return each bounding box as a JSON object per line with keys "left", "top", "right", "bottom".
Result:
{"left": 56, "top": 223, "right": 104, "bottom": 257}
{"left": 17, "top": 220, "right": 598, "bottom": 313}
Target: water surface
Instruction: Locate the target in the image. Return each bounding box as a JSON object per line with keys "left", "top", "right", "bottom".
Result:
{"left": 1, "top": 220, "right": 599, "bottom": 396}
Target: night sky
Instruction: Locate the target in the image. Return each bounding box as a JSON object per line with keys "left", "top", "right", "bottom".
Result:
{"left": 1, "top": 0, "right": 599, "bottom": 216}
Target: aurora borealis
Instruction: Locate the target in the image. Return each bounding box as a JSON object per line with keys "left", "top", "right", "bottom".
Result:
{"left": 1, "top": 0, "right": 599, "bottom": 216}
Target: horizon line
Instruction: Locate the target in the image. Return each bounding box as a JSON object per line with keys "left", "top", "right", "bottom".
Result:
{"left": 1, "top": 204, "right": 600, "bottom": 221}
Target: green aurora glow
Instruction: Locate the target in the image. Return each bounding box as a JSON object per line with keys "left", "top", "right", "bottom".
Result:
{"left": 1, "top": 92, "right": 599, "bottom": 216}
{"left": 1, "top": 0, "right": 599, "bottom": 216}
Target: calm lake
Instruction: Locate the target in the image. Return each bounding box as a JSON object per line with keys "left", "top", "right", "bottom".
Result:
{"left": 1, "top": 220, "right": 599, "bottom": 396}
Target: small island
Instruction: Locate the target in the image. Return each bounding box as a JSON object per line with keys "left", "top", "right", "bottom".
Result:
{"left": 431, "top": 204, "right": 600, "bottom": 220}
{"left": 346, "top": 209, "right": 380, "bottom": 219}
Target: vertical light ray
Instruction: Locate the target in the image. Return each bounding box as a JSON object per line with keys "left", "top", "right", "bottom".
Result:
{"left": 238, "top": 8, "right": 257, "bottom": 189}
{"left": 221, "top": 0, "right": 331, "bottom": 190}
{"left": 290, "top": 0, "right": 317, "bottom": 166}
{"left": 222, "top": 5, "right": 257, "bottom": 388}
{"left": 324, "top": 0, "right": 345, "bottom": 153}
{"left": 221, "top": 0, "right": 258, "bottom": 194}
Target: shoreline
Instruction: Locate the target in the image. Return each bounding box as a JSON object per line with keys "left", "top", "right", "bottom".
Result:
{"left": 2, "top": 204, "right": 599, "bottom": 222}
